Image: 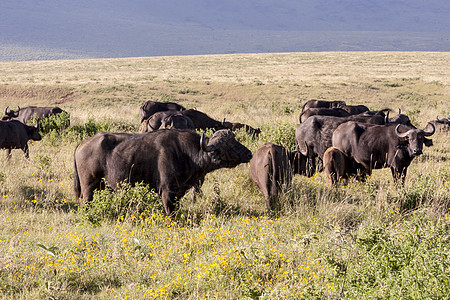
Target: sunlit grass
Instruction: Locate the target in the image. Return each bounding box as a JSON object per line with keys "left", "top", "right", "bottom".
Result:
{"left": 0, "top": 52, "right": 448, "bottom": 298}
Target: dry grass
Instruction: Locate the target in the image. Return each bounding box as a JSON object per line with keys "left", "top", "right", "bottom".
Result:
{"left": 0, "top": 52, "right": 448, "bottom": 299}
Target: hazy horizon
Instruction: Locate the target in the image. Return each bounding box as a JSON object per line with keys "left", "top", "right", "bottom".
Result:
{"left": 1, "top": 0, "right": 449, "bottom": 61}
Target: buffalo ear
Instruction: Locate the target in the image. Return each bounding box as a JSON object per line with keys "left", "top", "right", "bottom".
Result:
{"left": 424, "top": 138, "right": 433, "bottom": 147}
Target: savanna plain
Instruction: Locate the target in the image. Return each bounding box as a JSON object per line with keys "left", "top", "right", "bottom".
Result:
{"left": 0, "top": 52, "right": 449, "bottom": 299}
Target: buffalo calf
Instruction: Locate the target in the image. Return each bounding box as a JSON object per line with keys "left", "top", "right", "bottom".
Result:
{"left": 323, "top": 147, "right": 358, "bottom": 185}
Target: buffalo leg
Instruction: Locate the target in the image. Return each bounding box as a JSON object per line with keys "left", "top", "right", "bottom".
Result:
{"left": 306, "top": 155, "right": 316, "bottom": 177}
{"left": 23, "top": 144, "right": 29, "bottom": 159}
{"left": 161, "top": 188, "right": 177, "bottom": 216}
{"left": 391, "top": 167, "right": 407, "bottom": 185}
{"left": 190, "top": 177, "right": 205, "bottom": 202}
{"left": 5, "top": 149, "right": 12, "bottom": 160}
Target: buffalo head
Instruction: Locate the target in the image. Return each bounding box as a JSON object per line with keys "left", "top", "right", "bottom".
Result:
{"left": 200, "top": 130, "right": 252, "bottom": 167}
{"left": 395, "top": 122, "right": 435, "bottom": 157}
{"left": 2, "top": 106, "right": 20, "bottom": 120}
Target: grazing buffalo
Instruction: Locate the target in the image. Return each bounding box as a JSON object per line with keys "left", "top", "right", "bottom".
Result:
{"left": 74, "top": 129, "right": 252, "bottom": 215}
{"left": 301, "top": 99, "right": 346, "bottom": 112}
{"left": 140, "top": 111, "right": 195, "bottom": 132}
{"left": 340, "top": 105, "right": 370, "bottom": 115}
{"left": 3, "top": 106, "right": 65, "bottom": 124}
{"left": 332, "top": 121, "right": 435, "bottom": 183}
{"left": 250, "top": 143, "right": 307, "bottom": 212}
{"left": 299, "top": 108, "right": 350, "bottom": 123}
{"left": 179, "top": 109, "right": 228, "bottom": 131}
{"left": 230, "top": 122, "right": 261, "bottom": 137}
{"left": 295, "top": 114, "right": 386, "bottom": 175}
{"left": 429, "top": 116, "right": 449, "bottom": 132}
{"left": 323, "top": 147, "right": 359, "bottom": 185}
{"left": 0, "top": 120, "right": 42, "bottom": 159}
{"left": 139, "top": 101, "right": 185, "bottom": 122}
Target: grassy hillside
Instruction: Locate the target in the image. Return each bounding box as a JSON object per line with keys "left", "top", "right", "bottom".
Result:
{"left": 0, "top": 52, "right": 449, "bottom": 299}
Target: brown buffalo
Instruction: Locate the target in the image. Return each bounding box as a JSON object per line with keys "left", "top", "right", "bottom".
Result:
{"left": 250, "top": 142, "right": 307, "bottom": 212}
{"left": 323, "top": 147, "right": 358, "bottom": 185}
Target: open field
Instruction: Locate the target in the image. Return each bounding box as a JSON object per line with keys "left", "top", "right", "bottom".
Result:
{"left": 0, "top": 52, "right": 449, "bottom": 299}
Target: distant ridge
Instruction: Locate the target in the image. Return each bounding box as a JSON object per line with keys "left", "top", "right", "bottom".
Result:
{"left": 1, "top": 0, "right": 449, "bottom": 61}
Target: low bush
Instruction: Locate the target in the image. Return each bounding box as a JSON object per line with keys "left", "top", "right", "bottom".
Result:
{"left": 78, "top": 182, "right": 163, "bottom": 226}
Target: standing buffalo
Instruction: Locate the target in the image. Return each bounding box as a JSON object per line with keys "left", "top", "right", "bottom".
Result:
{"left": 332, "top": 121, "right": 435, "bottom": 183}
{"left": 3, "top": 106, "right": 65, "bottom": 124}
{"left": 0, "top": 120, "right": 42, "bottom": 159}
{"left": 139, "top": 101, "right": 185, "bottom": 122}
{"left": 429, "top": 116, "right": 449, "bottom": 132}
{"left": 323, "top": 147, "right": 358, "bottom": 185}
{"left": 74, "top": 129, "right": 252, "bottom": 215}
{"left": 301, "top": 99, "right": 346, "bottom": 112}
{"left": 140, "top": 111, "right": 195, "bottom": 132}
{"left": 250, "top": 143, "right": 307, "bottom": 212}
{"left": 299, "top": 108, "right": 350, "bottom": 123}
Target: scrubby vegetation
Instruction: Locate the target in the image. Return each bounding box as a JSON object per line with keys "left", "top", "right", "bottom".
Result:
{"left": 0, "top": 52, "right": 448, "bottom": 299}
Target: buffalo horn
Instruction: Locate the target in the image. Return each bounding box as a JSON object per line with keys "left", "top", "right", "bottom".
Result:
{"left": 222, "top": 118, "right": 226, "bottom": 125}
{"left": 4, "top": 106, "right": 8, "bottom": 115}
{"left": 200, "top": 133, "right": 211, "bottom": 152}
{"left": 423, "top": 122, "right": 435, "bottom": 136}
{"left": 395, "top": 124, "right": 411, "bottom": 138}
{"left": 385, "top": 110, "right": 390, "bottom": 124}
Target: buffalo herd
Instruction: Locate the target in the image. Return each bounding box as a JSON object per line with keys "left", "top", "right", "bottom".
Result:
{"left": 2, "top": 98, "right": 448, "bottom": 215}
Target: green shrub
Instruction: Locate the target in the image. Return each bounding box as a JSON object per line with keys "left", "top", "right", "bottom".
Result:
{"left": 78, "top": 182, "right": 163, "bottom": 226}
{"left": 259, "top": 121, "right": 297, "bottom": 150}
{"left": 30, "top": 111, "right": 71, "bottom": 135}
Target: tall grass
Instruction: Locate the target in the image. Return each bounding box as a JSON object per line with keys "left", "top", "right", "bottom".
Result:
{"left": 0, "top": 52, "right": 448, "bottom": 299}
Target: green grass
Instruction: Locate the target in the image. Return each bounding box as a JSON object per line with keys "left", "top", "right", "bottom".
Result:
{"left": 0, "top": 52, "right": 448, "bottom": 299}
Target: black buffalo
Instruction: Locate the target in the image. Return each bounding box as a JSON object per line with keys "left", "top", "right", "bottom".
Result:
{"left": 139, "top": 101, "right": 185, "bottom": 123}
{"left": 3, "top": 106, "right": 65, "bottom": 124}
{"left": 250, "top": 142, "right": 307, "bottom": 212}
{"left": 332, "top": 121, "right": 435, "bottom": 183}
{"left": 301, "top": 99, "right": 346, "bottom": 112}
{"left": 340, "top": 104, "right": 370, "bottom": 115}
{"left": 299, "top": 108, "right": 350, "bottom": 123}
{"left": 140, "top": 111, "right": 195, "bottom": 132}
{"left": 74, "top": 129, "right": 252, "bottom": 215}
{"left": 429, "top": 116, "right": 449, "bottom": 132}
{"left": 179, "top": 109, "right": 227, "bottom": 131}
{"left": 295, "top": 114, "right": 386, "bottom": 175}
{"left": 0, "top": 120, "right": 42, "bottom": 159}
